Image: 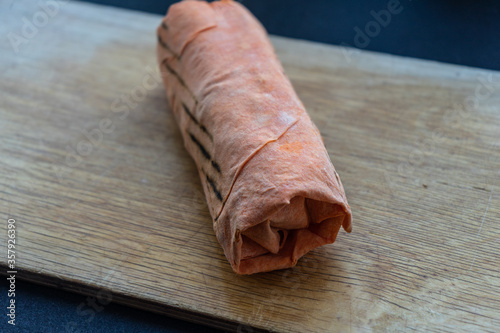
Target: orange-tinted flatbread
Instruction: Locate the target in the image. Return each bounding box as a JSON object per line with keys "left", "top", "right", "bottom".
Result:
{"left": 157, "top": 0, "right": 352, "bottom": 274}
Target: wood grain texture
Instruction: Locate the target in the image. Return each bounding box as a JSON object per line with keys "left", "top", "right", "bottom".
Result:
{"left": 1, "top": 1, "right": 499, "bottom": 332}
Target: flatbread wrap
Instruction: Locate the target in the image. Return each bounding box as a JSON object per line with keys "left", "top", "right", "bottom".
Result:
{"left": 157, "top": 0, "right": 352, "bottom": 274}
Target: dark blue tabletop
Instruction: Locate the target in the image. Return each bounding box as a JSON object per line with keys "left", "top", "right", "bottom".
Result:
{"left": 1, "top": 1, "right": 498, "bottom": 332}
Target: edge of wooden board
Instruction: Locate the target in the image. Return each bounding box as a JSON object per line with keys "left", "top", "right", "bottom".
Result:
{"left": 0, "top": 264, "right": 269, "bottom": 333}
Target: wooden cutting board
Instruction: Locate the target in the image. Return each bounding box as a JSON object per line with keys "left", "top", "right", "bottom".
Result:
{"left": 1, "top": 1, "right": 499, "bottom": 332}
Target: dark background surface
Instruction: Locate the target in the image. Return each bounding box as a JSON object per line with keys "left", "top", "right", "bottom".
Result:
{"left": 2, "top": 0, "right": 499, "bottom": 332}
{"left": 81, "top": 0, "right": 500, "bottom": 71}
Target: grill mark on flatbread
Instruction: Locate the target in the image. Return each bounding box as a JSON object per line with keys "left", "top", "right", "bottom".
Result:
{"left": 199, "top": 124, "right": 212, "bottom": 140}
{"left": 200, "top": 167, "right": 223, "bottom": 204}
{"left": 189, "top": 132, "right": 211, "bottom": 160}
{"left": 158, "top": 26, "right": 224, "bottom": 211}
{"left": 206, "top": 174, "right": 223, "bottom": 201}
{"left": 211, "top": 160, "right": 221, "bottom": 173}
{"left": 157, "top": 34, "right": 180, "bottom": 60}
{"left": 183, "top": 102, "right": 200, "bottom": 125}
{"left": 189, "top": 132, "right": 221, "bottom": 174}
{"left": 182, "top": 103, "right": 213, "bottom": 140}
{"left": 161, "top": 59, "right": 198, "bottom": 103}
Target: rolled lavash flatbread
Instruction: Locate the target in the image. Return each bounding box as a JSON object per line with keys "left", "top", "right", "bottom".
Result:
{"left": 156, "top": 0, "right": 352, "bottom": 274}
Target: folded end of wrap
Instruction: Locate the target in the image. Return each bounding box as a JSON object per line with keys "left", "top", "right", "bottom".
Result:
{"left": 230, "top": 196, "right": 352, "bottom": 275}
